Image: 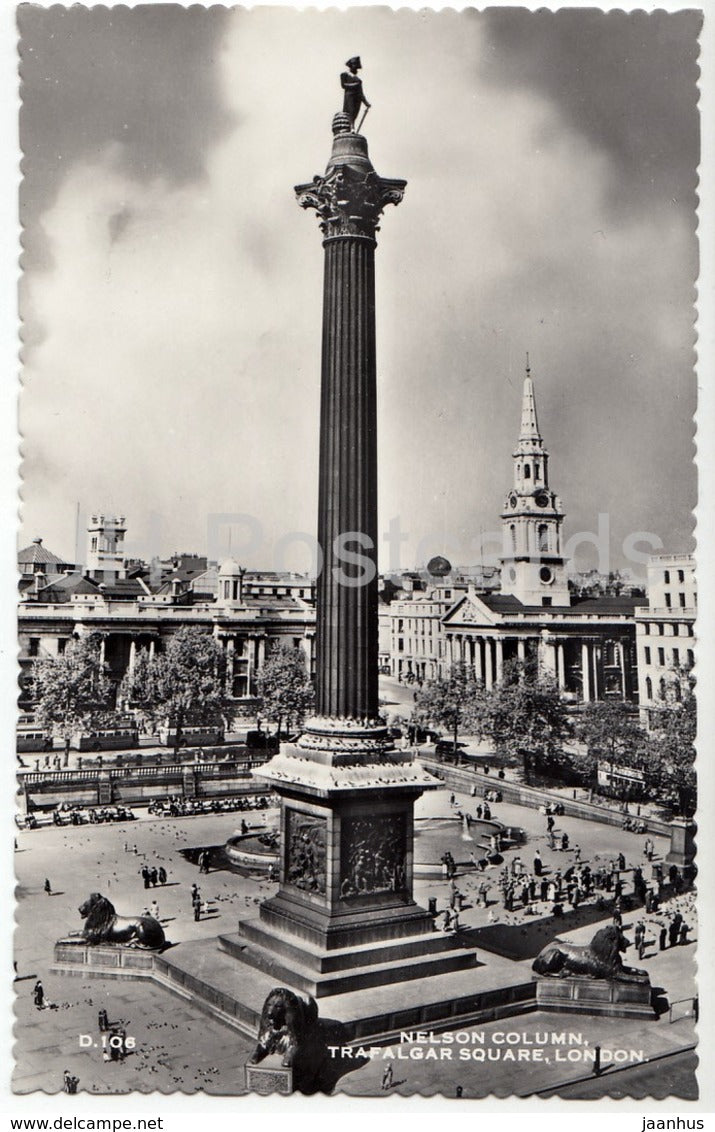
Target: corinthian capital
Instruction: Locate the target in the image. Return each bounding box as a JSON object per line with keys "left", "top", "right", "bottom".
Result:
{"left": 295, "top": 165, "right": 406, "bottom": 240}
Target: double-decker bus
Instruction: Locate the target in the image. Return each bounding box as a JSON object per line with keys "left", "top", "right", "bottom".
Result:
{"left": 16, "top": 725, "right": 53, "bottom": 753}
{"left": 71, "top": 726, "right": 140, "bottom": 751}
{"left": 158, "top": 723, "right": 225, "bottom": 747}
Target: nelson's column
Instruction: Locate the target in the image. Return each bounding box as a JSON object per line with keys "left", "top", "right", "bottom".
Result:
{"left": 233, "top": 65, "right": 475, "bottom": 1006}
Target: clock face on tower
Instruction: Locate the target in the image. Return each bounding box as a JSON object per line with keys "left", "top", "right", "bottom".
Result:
{"left": 508, "top": 493, "right": 517, "bottom": 508}
{"left": 535, "top": 491, "right": 549, "bottom": 508}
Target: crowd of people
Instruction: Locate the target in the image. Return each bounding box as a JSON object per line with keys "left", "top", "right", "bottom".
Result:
{"left": 17, "top": 804, "right": 137, "bottom": 830}
{"left": 146, "top": 794, "right": 275, "bottom": 818}
{"left": 432, "top": 792, "right": 695, "bottom": 955}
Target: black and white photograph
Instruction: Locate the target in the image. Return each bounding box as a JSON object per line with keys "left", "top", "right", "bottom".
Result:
{"left": 10, "top": 1, "right": 710, "bottom": 1109}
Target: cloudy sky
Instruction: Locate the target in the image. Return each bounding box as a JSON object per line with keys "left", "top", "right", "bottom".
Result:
{"left": 18, "top": 6, "right": 700, "bottom": 575}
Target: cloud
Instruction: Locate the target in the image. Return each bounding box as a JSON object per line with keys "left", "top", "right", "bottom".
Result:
{"left": 19, "top": 9, "right": 697, "bottom": 574}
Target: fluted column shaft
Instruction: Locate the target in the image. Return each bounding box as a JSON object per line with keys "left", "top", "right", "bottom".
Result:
{"left": 316, "top": 234, "right": 378, "bottom": 720}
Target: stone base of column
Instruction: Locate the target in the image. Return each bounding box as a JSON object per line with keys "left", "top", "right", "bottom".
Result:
{"left": 665, "top": 818, "right": 697, "bottom": 868}
{"left": 230, "top": 728, "right": 478, "bottom": 997}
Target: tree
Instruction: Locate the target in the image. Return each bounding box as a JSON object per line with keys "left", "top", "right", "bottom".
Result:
{"left": 32, "top": 632, "right": 114, "bottom": 755}
{"left": 256, "top": 643, "right": 314, "bottom": 740}
{"left": 576, "top": 700, "right": 647, "bottom": 788}
{"left": 645, "top": 668, "right": 696, "bottom": 815}
{"left": 480, "top": 659, "right": 570, "bottom": 783}
{"left": 119, "top": 627, "right": 231, "bottom": 757}
{"left": 412, "top": 663, "right": 484, "bottom": 755}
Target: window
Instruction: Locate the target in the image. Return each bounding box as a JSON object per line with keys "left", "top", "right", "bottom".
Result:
{"left": 57, "top": 639, "right": 67, "bottom": 655}
{"left": 679, "top": 592, "right": 686, "bottom": 608}
{"left": 664, "top": 593, "right": 672, "bottom": 609}
{"left": 524, "top": 465, "right": 531, "bottom": 480}
{"left": 658, "top": 648, "right": 665, "bottom": 666}
{"left": 534, "top": 461, "right": 540, "bottom": 479}
{"left": 687, "top": 649, "right": 694, "bottom": 668}
{"left": 645, "top": 676, "right": 653, "bottom": 700}
{"left": 664, "top": 570, "right": 670, "bottom": 584}
{"left": 28, "top": 638, "right": 40, "bottom": 657}
{"left": 659, "top": 624, "right": 666, "bottom": 636}
{"left": 644, "top": 647, "right": 651, "bottom": 665}
{"left": 673, "top": 648, "right": 680, "bottom": 667}
{"left": 678, "top": 570, "right": 685, "bottom": 583}
{"left": 91, "top": 537, "right": 98, "bottom": 553}
{"left": 538, "top": 524, "right": 549, "bottom": 553}
{"left": 510, "top": 524, "right": 516, "bottom": 553}
{"left": 542, "top": 596, "right": 552, "bottom": 607}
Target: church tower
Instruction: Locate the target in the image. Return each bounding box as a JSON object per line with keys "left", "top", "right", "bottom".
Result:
{"left": 86, "top": 513, "right": 126, "bottom": 580}
{"left": 500, "top": 362, "right": 570, "bottom": 606}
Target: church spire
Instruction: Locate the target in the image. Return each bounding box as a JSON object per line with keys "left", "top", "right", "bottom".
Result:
{"left": 500, "top": 361, "right": 570, "bottom": 607}
{"left": 518, "top": 356, "right": 543, "bottom": 446}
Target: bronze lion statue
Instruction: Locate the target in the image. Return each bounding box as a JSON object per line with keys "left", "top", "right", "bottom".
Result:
{"left": 532, "top": 925, "right": 648, "bottom": 983}
{"left": 249, "top": 987, "right": 319, "bottom": 1069}
{"left": 77, "top": 892, "right": 165, "bottom": 950}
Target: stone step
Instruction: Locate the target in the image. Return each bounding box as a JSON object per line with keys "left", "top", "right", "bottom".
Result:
{"left": 232, "top": 935, "right": 477, "bottom": 998}
{"left": 222, "top": 922, "right": 463, "bottom": 973}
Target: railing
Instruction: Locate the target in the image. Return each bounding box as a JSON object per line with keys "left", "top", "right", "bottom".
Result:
{"left": 419, "top": 756, "right": 672, "bottom": 836}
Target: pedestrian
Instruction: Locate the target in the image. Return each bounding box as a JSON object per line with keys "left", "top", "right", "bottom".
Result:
{"left": 476, "top": 804, "right": 483, "bottom": 820}
{"left": 452, "top": 910, "right": 461, "bottom": 933}
{"left": 574, "top": 845, "right": 582, "bottom": 863}
{"left": 98, "top": 1008, "right": 109, "bottom": 1032}
{"left": 483, "top": 803, "right": 491, "bottom": 820}
{"left": 561, "top": 833, "right": 569, "bottom": 852}
{"left": 381, "top": 1063, "right": 393, "bottom": 1090}
{"left": 679, "top": 922, "right": 689, "bottom": 946}
{"left": 33, "top": 980, "right": 44, "bottom": 1009}
{"left": 201, "top": 899, "right": 210, "bottom": 918}
{"left": 546, "top": 814, "right": 555, "bottom": 832}
{"left": 158, "top": 867, "right": 167, "bottom": 885}
{"left": 533, "top": 850, "right": 542, "bottom": 877}
{"left": 668, "top": 918, "right": 680, "bottom": 948}
{"left": 141, "top": 867, "right": 150, "bottom": 889}
{"left": 617, "top": 852, "right": 626, "bottom": 871}
{"left": 150, "top": 901, "right": 159, "bottom": 920}
{"left": 150, "top": 867, "right": 158, "bottom": 887}
{"left": 659, "top": 925, "right": 667, "bottom": 951}
{"left": 193, "top": 901, "right": 201, "bottom": 922}
{"left": 190, "top": 883, "right": 199, "bottom": 906}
